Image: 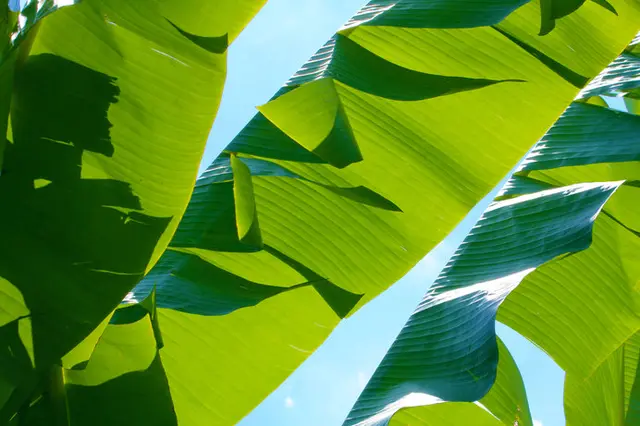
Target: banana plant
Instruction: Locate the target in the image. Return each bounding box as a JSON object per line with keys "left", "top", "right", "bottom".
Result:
{"left": 346, "top": 33, "right": 640, "bottom": 426}
{"left": 61, "top": 1, "right": 640, "bottom": 425}
{"left": 1, "top": 0, "right": 639, "bottom": 425}
{"left": 0, "top": 0, "right": 266, "bottom": 423}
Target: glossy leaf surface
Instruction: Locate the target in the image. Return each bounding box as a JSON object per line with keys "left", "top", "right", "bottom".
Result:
{"left": 361, "top": 42, "right": 640, "bottom": 424}
{"left": 345, "top": 182, "right": 620, "bottom": 425}
{"left": 401, "top": 37, "right": 640, "bottom": 426}
{"left": 10, "top": 0, "right": 640, "bottom": 425}
{"left": 388, "top": 338, "right": 533, "bottom": 426}
{"left": 123, "top": 0, "right": 639, "bottom": 423}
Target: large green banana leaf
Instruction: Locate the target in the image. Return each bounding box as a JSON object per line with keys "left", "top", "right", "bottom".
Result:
{"left": 0, "top": 0, "right": 265, "bottom": 422}
{"left": 495, "top": 37, "right": 640, "bottom": 411}
{"left": 577, "top": 33, "right": 640, "bottom": 99}
{"left": 485, "top": 105, "right": 640, "bottom": 423}
{"left": 497, "top": 104, "right": 640, "bottom": 424}
{"left": 57, "top": 0, "right": 640, "bottom": 425}
{"left": 348, "top": 33, "right": 640, "bottom": 425}
{"left": 497, "top": 110, "right": 640, "bottom": 379}
{"left": 388, "top": 338, "right": 534, "bottom": 426}
{"left": 564, "top": 331, "right": 640, "bottom": 426}
{"left": 345, "top": 180, "right": 622, "bottom": 425}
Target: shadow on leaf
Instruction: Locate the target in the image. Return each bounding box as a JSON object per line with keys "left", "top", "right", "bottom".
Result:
{"left": 0, "top": 53, "right": 171, "bottom": 371}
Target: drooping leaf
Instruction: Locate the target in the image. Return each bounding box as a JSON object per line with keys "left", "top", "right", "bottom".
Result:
{"left": 157, "top": 0, "right": 267, "bottom": 44}
{"left": 281, "top": 34, "right": 524, "bottom": 102}
{"left": 199, "top": 153, "right": 401, "bottom": 211}
{"left": 498, "top": 206, "right": 640, "bottom": 377}
{"left": 258, "top": 77, "right": 362, "bottom": 168}
{"left": 64, "top": 304, "right": 177, "bottom": 426}
{"left": 167, "top": 20, "right": 228, "bottom": 54}
{"left": 231, "top": 154, "right": 262, "bottom": 246}
{"left": 345, "top": 182, "right": 620, "bottom": 425}
{"left": 459, "top": 43, "right": 640, "bottom": 426}
{"left": 388, "top": 338, "right": 533, "bottom": 426}
{"left": 497, "top": 104, "right": 640, "bottom": 380}
{"left": 226, "top": 113, "right": 327, "bottom": 164}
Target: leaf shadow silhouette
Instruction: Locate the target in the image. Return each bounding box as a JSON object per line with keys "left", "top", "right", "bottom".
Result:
{"left": 0, "top": 53, "right": 171, "bottom": 372}
{"left": 65, "top": 352, "right": 177, "bottom": 426}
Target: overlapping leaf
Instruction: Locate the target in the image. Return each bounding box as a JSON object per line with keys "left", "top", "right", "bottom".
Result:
{"left": 57, "top": 0, "right": 640, "bottom": 424}
{"left": 345, "top": 181, "right": 621, "bottom": 425}
{"left": 52, "top": 0, "right": 640, "bottom": 424}
{"left": 0, "top": 0, "right": 265, "bottom": 422}
{"left": 350, "top": 32, "right": 640, "bottom": 425}
{"left": 496, "top": 91, "right": 640, "bottom": 425}
{"left": 518, "top": 102, "right": 640, "bottom": 171}
{"left": 578, "top": 31, "right": 640, "bottom": 99}
{"left": 388, "top": 338, "right": 533, "bottom": 426}
{"left": 497, "top": 107, "right": 640, "bottom": 381}
{"left": 564, "top": 332, "right": 640, "bottom": 426}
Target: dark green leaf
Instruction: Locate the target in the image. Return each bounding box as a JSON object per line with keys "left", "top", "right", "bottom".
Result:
{"left": 388, "top": 338, "right": 533, "bottom": 426}
{"left": 342, "top": 0, "right": 530, "bottom": 30}
{"left": 345, "top": 182, "right": 619, "bottom": 425}
{"left": 578, "top": 51, "right": 640, "bottom": 99}
{"left": 519, "top": 102, "right": 640, "bottom": 171}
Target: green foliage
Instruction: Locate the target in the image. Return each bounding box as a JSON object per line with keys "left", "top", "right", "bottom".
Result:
{"left": 346, "top": 181, "right": 621, "bottom": 425}
{"left": 348, "top": 31, "right": 640, "bottom": 426}
{"left": 124, "top": 0, "right": 636, "bottom": 423}
{"left": 389, "top": 339, "right": 533, "bottom": 426}
{"left": 0, "top": 0, "right": 265, "bottom": 423}
{"left": 0, "top": 0, "right": 639, "bottom": 425}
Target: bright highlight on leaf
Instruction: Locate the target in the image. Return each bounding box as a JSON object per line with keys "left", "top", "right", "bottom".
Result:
{"left": 349, "top": 31, "right": 640, "bottom": 426}
{"left": 345, "top": 182, "right": 621, "bottom": 425}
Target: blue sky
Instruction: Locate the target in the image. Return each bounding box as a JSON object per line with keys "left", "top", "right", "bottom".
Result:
{"left": 202, "top": 1, "right": 566, "bottom": 425}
